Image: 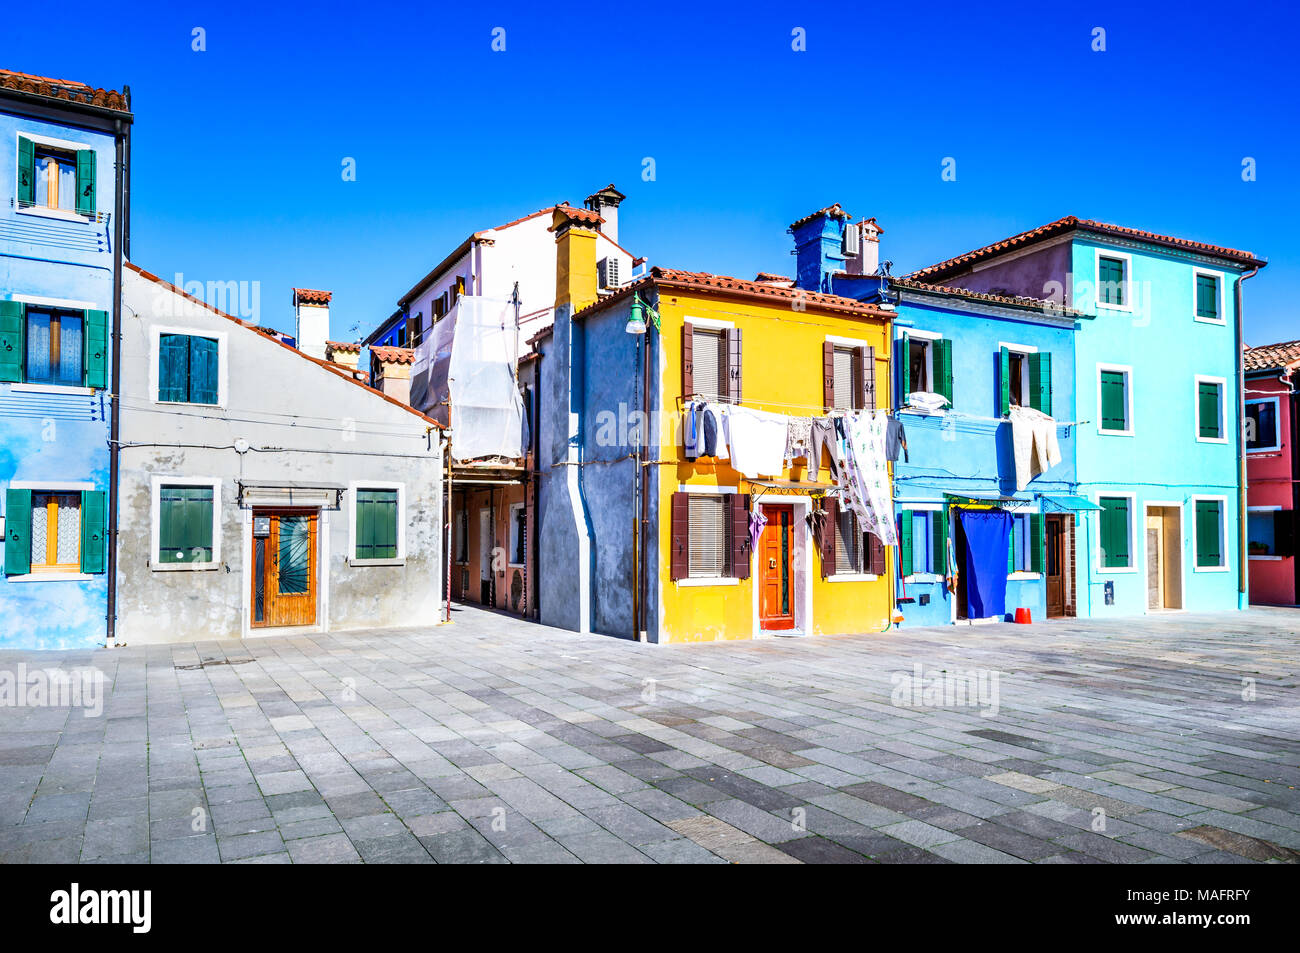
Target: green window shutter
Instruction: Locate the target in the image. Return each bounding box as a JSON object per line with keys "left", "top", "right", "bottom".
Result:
{"left": 1198, "top": 382, "right": 1221, "bottom": 438}
{"left": 356, "top": 493, "right": 374, "bottom": 559}
{"left": 898, "top": 510, "right": 913, "bottom": 576}
{"left": 0, "top": 300, "right": 24, "bottom": 384}
{"left": 188, "top": 336, "right": 219, "bottom": 404}
{"left": 1099, "top": 257, "right": 1124, "bottom": 306}
{"left": 932, "top": 507, "right": 948, "bottom": 574}
{"left": 999, "top": 347, "right": 1010, "bottom": 416}
{"left": 79, "top": 490, "right": 106, "bottom": 573}
{"left": 1100, "top": 370, "right": 1126, "bottom": 430}
{"left": 1030, "top": 513, "right": 1045, "bottom": 573}
{"left": 1100, "top": 498, "right": 1130, "bottom": 567}
{"left": 159, "top": 333, "right": 190, "bottom": 402}
{"left": 159, "top": 486, "right": 213, "bottom": 563}
{"left": 934, "top": 339, "right": 954, "bottom": 407}
{"left": 356, "top": 490, "right": 398, "bottom": 559}
{"left": 4, "top": 489, "right": 32, "bottom": 575}
{"left": 1196, "top": 500, "right": 1222, "bottom": 567}
{"left": 1196, "top": 274, "right": 1218, "bottom": 319}
{"left": 17, "top": 137, "right": 35, "bottom": 206}
{"left": 83, "top": 309, "right": 109, "bottom": 389}
{"left": 1029, "top": 352, "right": 1052, "bottom": 416}
{"left": 75, "top": 149, "right": 96, "bottom": 216}
{"left": 1008, "top": 516, "right": 1017, "bottom": 574}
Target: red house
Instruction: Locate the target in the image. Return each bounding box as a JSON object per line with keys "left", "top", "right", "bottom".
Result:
{"left": 1244, "top": 341, "right": 1299, "bottom": 605}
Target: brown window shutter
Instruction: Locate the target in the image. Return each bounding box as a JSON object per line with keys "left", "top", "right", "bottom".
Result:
{"left": 820, "top": 497, "right": 838, "bottom": 578}
{"left": 729, "top": 493, "right": 751, "bottom": 579}
{"left": 682, "top": 322, "right": 694, "bottom": 398}
{"left": 823, "top": 341, "right": 835, "bottom": 411}
{"left": 405, "top": 315, "right": 416, "bottom": 345}
{"left": 867, "top": 531, "right": 886, "bottom": 575}
{"left": 857, "top": 345, "right": 875, "bottom": 410}
{"left": 725, "top": 328, "right": 743, "bottom": 402}
{"left": 670, "top": 492, "right": 690, "bottom": 580}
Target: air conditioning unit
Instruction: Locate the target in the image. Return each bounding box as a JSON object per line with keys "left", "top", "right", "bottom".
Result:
{"left": 841, "top": 222, "right": 860, "bottom": 258}
{"left": 598, "top": 256, "right": 620, "bottom": 290}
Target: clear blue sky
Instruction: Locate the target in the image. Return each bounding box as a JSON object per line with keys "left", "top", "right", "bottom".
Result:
{"left": 9, "top": 0, "right": 1297, "bottom": 344}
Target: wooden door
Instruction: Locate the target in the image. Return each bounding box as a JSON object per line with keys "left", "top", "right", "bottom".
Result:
{"left": 1045, "top": 514, "right": 1066, "bottom": 618}
{"left": 1146, "top": 511, "right": 1164, "bottom": 610}
{"left": 758, "top": 504, "right": 794, "bottom": 631}
{"left": 251, "top": 509, "right": 317, "bottom": 628}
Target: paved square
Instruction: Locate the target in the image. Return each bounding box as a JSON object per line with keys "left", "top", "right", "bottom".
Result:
{"left": 2, "top": 607, "right": 1298, "bottom": 863}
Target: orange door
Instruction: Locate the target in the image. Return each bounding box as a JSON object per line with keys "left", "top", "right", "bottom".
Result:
{"left": 758, "top": 504, "right": 795, "bottom": 631}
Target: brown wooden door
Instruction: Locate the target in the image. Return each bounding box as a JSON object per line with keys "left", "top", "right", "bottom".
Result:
{"left": 252, "top": 509, "right": 317, "bottom": 628}
{"left": 758, "top": 504, "right": 794, "bottom": 631}
{"left": 1045, "top": 514, "right": 1065, "bottom": 618}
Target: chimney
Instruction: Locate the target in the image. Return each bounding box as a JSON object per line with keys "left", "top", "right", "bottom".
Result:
{"left": 324, "top": 340, "right": 360, "bottom": 371}
{"left": 583, "top": 183, "right": 626, "bottom": 245}
{"left": 551, "top": 205, "right": 601, "bottom": 313}
{"left": 845, "top": 217, "right": 883, "bottom": 277}
{"left": 789, "top": 204, "right": 852, "bottom": 294}
{"left": 292, "top": 288, "right": 332, "bottom": 360}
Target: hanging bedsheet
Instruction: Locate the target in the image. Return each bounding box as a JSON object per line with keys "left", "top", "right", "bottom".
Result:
{"left": 836, "top": 411, "right": 898, "bottom": 546}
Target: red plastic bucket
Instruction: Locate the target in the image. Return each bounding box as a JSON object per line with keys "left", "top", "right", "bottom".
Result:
{"left": 1014, "top": 608, "right": 1033, "bottom": 625}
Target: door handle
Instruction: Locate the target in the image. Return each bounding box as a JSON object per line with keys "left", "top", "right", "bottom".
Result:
{"left": 768, "top": 558, "right": 777, "bottom": 569}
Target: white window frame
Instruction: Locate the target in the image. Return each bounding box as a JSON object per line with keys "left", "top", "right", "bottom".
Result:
{"left": 1191, "top": 494, "right": 1229, "bottom": 573}
{"left": 999, "top": 342, "right": 1037, "bottom": 410}
{"left": 904, "top": 329, "right": 940, "bottom": 397}
{"left": 1247, "top": 505, "right": 1283, "bottom": 561}
{"left": 508, "top": 502, "right": 526, "bottom": 567}
{"left": 1245, "top": 396, "right": 1282, "bottom": 453}
{"left": 148, "top": 325, "right": 230, "bottom": 409}
{"left": 1094, "top": 491, "right": 1137, "bottom": 574}
{"left": 827, "top": 507, "right": 877, "bottom": 581}
{"left": 347, "top": 481, "right": 406, "bottom": 567}
{"left": 3, "top": 480, "right": 96, "bottom": 582}
{"left": 1191, "top": 267, "right": 1226, "bottom": 325}
{"left": 901, "top": 501, "right": 943, "bottom": 582}
{"left": 1096, "top": 363, "right": 1134, "bottom": 437}
{"left": 1194, "top": 375, "right": 1229, "bottom": 445}
{"left": 1094, "top": 249, "right": 1134, "bottom": 313}
{"left": 8, "top": 294, "right": 99, "bottom": 394}
{"left": 149, "top": 476, "right": 222, "bottom": 572}
{"left": 14, "top": 131, "right": 96, "bottom": 224}
{"left": 1005, "top": 511, "right": 1043, "bottom": 580}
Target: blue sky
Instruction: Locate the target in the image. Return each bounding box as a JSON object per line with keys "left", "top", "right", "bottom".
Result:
{"left": 8, "top": 0, "right": 1297, "bottom": 343}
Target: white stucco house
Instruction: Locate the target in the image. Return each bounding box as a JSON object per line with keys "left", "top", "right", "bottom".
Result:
{"left": 115, "top": 263, "right": 445, "bottom": 643}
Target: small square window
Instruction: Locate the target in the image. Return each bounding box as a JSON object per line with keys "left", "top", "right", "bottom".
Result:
{"left": 158, "top": 332, "right": 220, "bottom": 405}
{"left": 1246, "top": 399, "right": 1280, "bottom": 451}
{"left": 1098, "top": 256, "right": 1126, "bottom": 307}
{"left": 688, "top": 495, "right": 727, "bottom": 578}
{"left": 31, "top": 492, "right": 81, "bottom": 571}
{"left": 158, "top": 485, "right": 214, "bottom": 563}
{"left": 1098, "top": 496, "right": 1132, "bottom": 568}
{"left": 25, "top": 309, "right": 83, "bottom": 386}
{"left": 1196, "top": 379, "right": 1224, "bottom": 441}
{"left": 1099, "top": 368, "right": 1131, "bottom": 433}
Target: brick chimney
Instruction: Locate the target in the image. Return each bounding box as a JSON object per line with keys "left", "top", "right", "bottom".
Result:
{"left": 583, "top": 184, "right": 625, "bottom": 245}
{"left": 292, "top": 288, "right": 332, "bottom": 360}
{"left": 551, "top": 205, "right": 602, "bottom": 313}
{"left": 324, "top": 340, "right": 360, "bottom": 371}
{"left": 789, "top": 204, "right": 852, "bottom": 294}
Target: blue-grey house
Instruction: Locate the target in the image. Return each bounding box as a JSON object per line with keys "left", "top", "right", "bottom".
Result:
{"left": 790, "top": 205, "right": 1088, "bottom": 625}
{"left": 908, "top": 217, "right": 1265, "bottom": 617}
{"left": 0, "top": 69, "right": 131, "bottom": 649}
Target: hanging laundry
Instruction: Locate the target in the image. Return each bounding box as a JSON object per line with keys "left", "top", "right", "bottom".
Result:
{"left": 703, "top": 402, "right": 730, "bottom": 459}
{"left": 748, "top": 507, "right": 768, "bottom": 551}
{"left": 907, "top": 392, "right": 949, "bottom": 415}
{"left": 1008, "top": 405, "right": 1062, "bottom": 491}
{"left": 836, "top": 412, "right": 898, "bottom": 546}
{"left": 727, "top": 406, "right": 788, "bottom": 478}
{"left": 885, "top": 416, "right": 908, "bottom": 463}
{"left": 784, "top": 416, "right": 813, "bottom": 464}
{"left": 807, "top": 418, "right": 839, "bottom": 483}
{"left": 683, "top": 402, "right": 701, "bottom": 461}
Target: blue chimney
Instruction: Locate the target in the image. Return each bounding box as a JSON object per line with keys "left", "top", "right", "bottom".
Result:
{"left": 790, "top": 204, "right": 851, "bottom": 294}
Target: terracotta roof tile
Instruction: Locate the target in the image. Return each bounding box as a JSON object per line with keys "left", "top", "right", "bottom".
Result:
{"left": 325, "top": 340, "right": 361, "bottom": 353}
{"left": 911, "top": 216, "right": 1264, "bottom": 281}
{"left": 1244, "top": 340, "right": 1300, "bottom": 372}
{"left": 789, "top": 203, "right": 852, "bottom": 231}
{"left": 890, "top": 277, "right": 1085, "bottom": 317}
{"left": 125, "top": 263, "right": 440, "bottom": 428}
{"left": 292, "top": 288, "right": 333, "bottom": 305}
{"left": 548, "top": 205, "right": 604, "bottom": 230}
{"left": 0, "top": 68, "right": 130, "bottom": 114}
{"left": 754, "top": 272, "right": 792, "bottom": 283}
{"left": 371, "top": 345, "right": 415, "bottom": 365}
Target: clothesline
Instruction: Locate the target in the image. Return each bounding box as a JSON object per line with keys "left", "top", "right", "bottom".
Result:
{"left": 676, "top": 393, "right": 895, "bottom": 415}
{"left": 900, "top": 407, "right": 1090, "bottom": 428}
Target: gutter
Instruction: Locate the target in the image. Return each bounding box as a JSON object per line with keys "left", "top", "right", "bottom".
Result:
{"left": 106, "top": 100, "right": 130, "bottom": 647}
{"left": 1234, "top": 264, "right": 1262, "bottom": 609}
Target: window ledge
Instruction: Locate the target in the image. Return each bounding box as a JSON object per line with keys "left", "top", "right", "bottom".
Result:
{"left": 1196, "top": 435, "right": 1228, "bottom": 444}
{"left": 1099, "top": 566, "right": 1138, "bottom": 574}
{"left": 8, "top": 382, "right": 95, "bottom": 395}
{"left": 1095, "top": 302, "right": 1134, "bottom": 314}
{"left": 904, "top": 573, "right": 943, "bottom": 583}
{"left": 1193, "top": 316, "right": 1226, "bottom": 326}
{"left": 1246, "top": 448, "right": 1282, "bottom": 455}
{"left": 1097, "top": 428, "right": 1135, "bottom": 437}
{"left": 348, "top": 558, "right": 405, "bottom": 568}
{"left": 1007, "top": 572, "right": 1042, "bottom": 580}
{"left": 826, "top": 573, "right": 879, "bottom": 583}
{"left": 16, "top": 206, "right": 92, "bottom": 224}
{"left": 150, "top": 561, "right": 220, "bottom": 572}
{"left": 1193, "top": 565, "right": 1230, "bottom": 573}
{"left": 152, "top": 399, "right": 223, "bottom": 409}
{"left": 507, "top": 562, "right": 525, "bottom": 569}
{"left": 1249, "top": 555, "right": 1283, "bottom": 561}
{"left": 5, "top": 572, "right": 96, "bottom": 583}
{"left": 677, "top": 576, "right": 739, "bottom": 587}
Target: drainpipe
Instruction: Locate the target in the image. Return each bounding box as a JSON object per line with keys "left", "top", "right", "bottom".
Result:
{"left": 106, "top": 111, "right": 128, "bottom": 648}
{"left": 569, "top": 315, "right": 593, "bottom": 635}
{"left": 1234, "top": 265, "right": 1260, "bottom": 609}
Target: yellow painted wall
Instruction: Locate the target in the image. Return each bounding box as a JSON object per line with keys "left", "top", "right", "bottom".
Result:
{"left": 654, "top": 287, "right": 894, "bottom": 643}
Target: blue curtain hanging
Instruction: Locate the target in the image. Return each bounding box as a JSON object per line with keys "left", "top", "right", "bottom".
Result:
{"left": 960, "top": 510, "right": 1012, "bottom": 620}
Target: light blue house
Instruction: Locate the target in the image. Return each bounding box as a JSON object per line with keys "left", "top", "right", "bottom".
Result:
{"left": 0, "top": 69, "right": 132, "bottom": 648}
{"left": 791, "top": 206, "right": 1088, "bottom": 625}
{"left": 908, "top": 216, "right": 1266, "bottom": 617}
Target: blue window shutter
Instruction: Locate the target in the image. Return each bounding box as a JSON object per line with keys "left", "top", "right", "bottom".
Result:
{"left": 159, "top": 333, "right": 189, "bottom": 402}
{"left": 4, "top": 489, "right": 32, "bottom": 575}
{"left": 75, "top": 150, "right": 96, "bottom": 216}
{"left": 188, "top": 336, "right": 219, "bottom": 404}
{"left": 0, "top": 301, "right": 24, "bottom": 383}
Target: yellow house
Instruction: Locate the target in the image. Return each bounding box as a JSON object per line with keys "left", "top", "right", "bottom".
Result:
{"left": 536, "top": 208, "right": 895, "bottom": 643}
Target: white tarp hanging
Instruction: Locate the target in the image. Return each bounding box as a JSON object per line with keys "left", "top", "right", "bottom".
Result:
{"left": 410, "top": 295, "right": 524, "bottom": 463}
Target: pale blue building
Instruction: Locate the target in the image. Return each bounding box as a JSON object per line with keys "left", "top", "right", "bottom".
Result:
{"left": 0, "top": 69, "right": 132, "bottom": 648}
